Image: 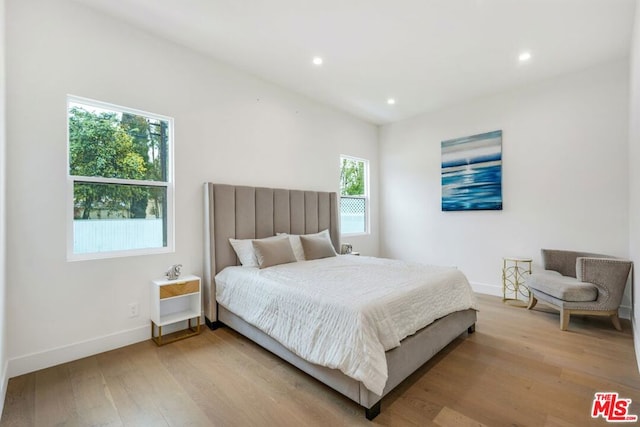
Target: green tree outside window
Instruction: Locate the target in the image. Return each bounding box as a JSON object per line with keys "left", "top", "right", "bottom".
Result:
{"left": 69, "top": 106, "right": 168, "bottom": 220}
{"left": 340, "top": 158, "right": 365, "bottom": 196}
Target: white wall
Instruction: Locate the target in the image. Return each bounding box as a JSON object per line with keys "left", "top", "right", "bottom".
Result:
{"left": 0, "top": 0, "right": 8, "bottom": 416}
{"left": 628, "top": 3, "right": 640, "bottom": 369}
{"left": 5, "top": 0, "right": 378, "bottom": 376}
{"left": 380, "top": 61, "right": 631, "bottom": 315}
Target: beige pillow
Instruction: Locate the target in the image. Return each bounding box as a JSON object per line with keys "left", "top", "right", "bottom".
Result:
{"left": 252, "top": 238, "right": 297, "bottom": 268}
{"left": 300, "top": 235, "right": 337, "bottom": 260}
{"left": 229, "top": 235, "right": 285, "bottom": 267}
{"left": 277, "top": 229, "right": 333, "bottom": 261}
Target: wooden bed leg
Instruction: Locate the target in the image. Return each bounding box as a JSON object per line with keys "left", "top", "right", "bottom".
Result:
{"left": 365, "top": 401, "right": 381, "bottom": 420}
{"left": 467, "top": 324, "right": 476, "bottom": 334}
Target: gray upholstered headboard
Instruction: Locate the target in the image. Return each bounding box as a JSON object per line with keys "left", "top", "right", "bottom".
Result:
{"left": 203, "top": 183, "right": 340, "bottom": 322}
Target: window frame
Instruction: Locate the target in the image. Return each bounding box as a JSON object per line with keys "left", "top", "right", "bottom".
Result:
{"left": 339, "top": 154, "right": 370, "bottom": 237}
{"left": 66, "top": 95, "right": 175, "bottom": 261}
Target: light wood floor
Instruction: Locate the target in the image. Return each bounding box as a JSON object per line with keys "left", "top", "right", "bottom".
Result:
{"left": 1, "top": 294, "right": 638, "bottom": 426}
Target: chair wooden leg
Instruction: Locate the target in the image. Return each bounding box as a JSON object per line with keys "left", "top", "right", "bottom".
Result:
{"left": 527, "top": 294, "right": 537, "bottom": 310}
{"left": 560, "top": 309, "right": 570, "bottom": 331}
{"left": 611, "top": 313, "right": 622, "bottom": 331}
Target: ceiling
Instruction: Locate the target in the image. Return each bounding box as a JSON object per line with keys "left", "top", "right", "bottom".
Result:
{"left": 76, "top": 0, "right": 636, "bottom": 125}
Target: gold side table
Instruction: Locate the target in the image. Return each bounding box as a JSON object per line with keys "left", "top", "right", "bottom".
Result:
{"left": 502, "top": 257, "right": 532, "bottom": 307}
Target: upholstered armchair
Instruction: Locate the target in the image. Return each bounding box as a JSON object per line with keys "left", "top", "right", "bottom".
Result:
{"left": 527, "top": 249, "right": 632, "bottom": 331}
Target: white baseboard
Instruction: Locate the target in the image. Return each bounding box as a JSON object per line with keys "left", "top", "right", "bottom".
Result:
{"left": 470, "top": 281, "right": 632, "bottom": 319}
{"left": 0, "top": 359, "right": 8, "bottom": 419}
{"left": 8, "top": 325, "right": 149, "bottom": 379}
{"left": 470, "top": 281, "right": 502, "bottom": 297}
{"left": 7, "top": 317, "right": 207, "bottom": 379}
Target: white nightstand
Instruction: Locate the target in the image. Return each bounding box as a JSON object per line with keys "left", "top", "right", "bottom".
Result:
{"left": 150, "top": 274, "right": 201, "bottom": 346}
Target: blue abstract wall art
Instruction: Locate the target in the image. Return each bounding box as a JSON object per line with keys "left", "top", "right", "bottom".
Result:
{"left": 441, "top": 130, "right": 502, "bottom": 211}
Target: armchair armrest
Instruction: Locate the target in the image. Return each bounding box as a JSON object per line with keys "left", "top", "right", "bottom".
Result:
{"left": 576, "top": 257, "right": 632, "bottom": 310}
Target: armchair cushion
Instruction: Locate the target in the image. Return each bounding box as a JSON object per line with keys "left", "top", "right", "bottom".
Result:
{"left": 528, "top": 270, "right": 597, "bottom": 302}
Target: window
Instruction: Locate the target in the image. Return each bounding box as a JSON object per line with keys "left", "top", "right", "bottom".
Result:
{"left": 339, "top": 155, "right": 368, "bottom": 234}
{"left": 67, "top": 96, "right": 174, "bottom": 260}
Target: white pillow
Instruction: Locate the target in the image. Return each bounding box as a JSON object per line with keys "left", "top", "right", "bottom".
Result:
{"left": 229, "top": 235, "right": 286, "bottom": 267}
{"left": 229, "top": 239, "right": 258, "bottom": 267}
{"left": 277, "top": 229, "right": 334, "bottom": 261}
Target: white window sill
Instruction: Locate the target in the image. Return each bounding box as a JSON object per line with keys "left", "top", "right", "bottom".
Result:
{"left": 67, "top": 245, "right": 174, "bottom": 262}
{"left": 340, "top": 232, "right": 370, "bottom": 238}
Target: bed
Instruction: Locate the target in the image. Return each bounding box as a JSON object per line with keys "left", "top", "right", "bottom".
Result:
{"left": 203, "top": 183, "right": 477, "bottom": 419}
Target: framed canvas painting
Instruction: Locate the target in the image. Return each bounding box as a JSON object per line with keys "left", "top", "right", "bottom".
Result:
{"left": 441, "top": 130, "right": 502, "bottom": 211}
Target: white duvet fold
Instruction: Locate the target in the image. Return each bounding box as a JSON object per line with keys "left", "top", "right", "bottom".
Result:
{"left": 215, "top": 255, "right": 477, "bottom": 395}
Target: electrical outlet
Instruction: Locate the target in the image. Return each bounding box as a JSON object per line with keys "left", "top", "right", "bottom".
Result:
{"left": 128, "top": 302, "right": 139, "bottom": 318}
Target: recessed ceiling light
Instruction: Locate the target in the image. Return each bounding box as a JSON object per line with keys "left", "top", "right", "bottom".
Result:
{"left": 519, "top": 51, "right": 532, "bottom": 62}
{"left": 312, "top": 57, "right": 323, "bottom": 66}
{"left": 387, "top": 98, "right": 396, "bottom": 105}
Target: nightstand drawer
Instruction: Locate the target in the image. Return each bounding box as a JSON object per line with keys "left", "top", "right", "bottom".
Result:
{"left": 159, "top": 280, "right": 199, "bottom": 299}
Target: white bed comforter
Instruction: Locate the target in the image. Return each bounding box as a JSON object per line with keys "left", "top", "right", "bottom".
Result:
{"left": 215, "top": 255, "right": 477, "bottom": 396}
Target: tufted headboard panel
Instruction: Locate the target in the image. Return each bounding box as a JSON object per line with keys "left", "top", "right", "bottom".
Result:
{"left": 203, "top": 183, "right": 340, "bottom": 322}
